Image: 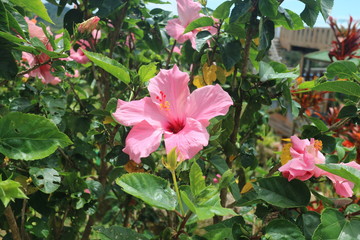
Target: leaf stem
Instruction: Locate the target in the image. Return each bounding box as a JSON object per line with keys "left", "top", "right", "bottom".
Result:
{"left": 166, "top": 40, "right": 177, "bottom": 69}
{"left": 171, "top": 170, "right": 184, "bottom": 216}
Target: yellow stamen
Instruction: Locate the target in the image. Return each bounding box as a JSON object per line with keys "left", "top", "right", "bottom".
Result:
{"left": 280, "top": 143, "right": 292, "bottom": 165}
{"left": 314, "top": 140, "right": 323, "bottom": 151}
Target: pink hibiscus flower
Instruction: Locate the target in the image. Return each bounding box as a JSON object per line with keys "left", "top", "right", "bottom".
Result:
{"left": 70, "top": 30, "right": 101, "bottom": 64}
{"left": 279, "top": 136, "right": 326, "bottom": 181}
{"left": 322, "top": 161, "right": 360, "bottom": 197}
{"left": 22, "top": 17, "right": 61, "bottom": 85}
{"left": 165, "top": 0, "right": 217, "bottom": 49}
{"left": 113, "top": 65, "right": 233, "bottom": 163}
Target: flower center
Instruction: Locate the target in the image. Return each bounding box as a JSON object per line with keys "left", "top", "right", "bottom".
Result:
{"left": 156, "top": 91, "right": 170, "bottom": 111}
{"left": 167, "top": 119, "right": 185, "bottom": 134}
{"left": 314, "top": 140, "right": 322, "bottom": 151}
{"left": 281, "top": 143, "right": 292, "bottom": 165}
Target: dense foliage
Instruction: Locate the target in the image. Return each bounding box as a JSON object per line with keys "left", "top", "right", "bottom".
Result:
{"left": 0, "top": 0, "right": 359, "bottom": 239}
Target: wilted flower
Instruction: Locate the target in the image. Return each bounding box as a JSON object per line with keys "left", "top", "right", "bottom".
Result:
{"left": 113, "top": 65, "right": 233, "bottom": 163}
{"left": 78, "top": 16, "right": 100, "bottom": 34}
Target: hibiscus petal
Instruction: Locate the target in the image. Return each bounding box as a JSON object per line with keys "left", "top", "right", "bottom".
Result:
{"left": 176, "top": 0, "right": 201, "bottom": 26}
{"left": 113, "top": 97, "right": 166, "bottom": 127}
{"left": 290, "top": 136, "right": 310, "bottom": 155}
{"left": 187, "top": 84, "right": 233, "bottom": 125}
{"left": 123, "top": 121, "right": 164, "bottom": 164}
{"left": 148, "top": 65, "right": 190, "bottom": 121}
{"left": 164, "top": 118, "right": 209, "bottom": 160}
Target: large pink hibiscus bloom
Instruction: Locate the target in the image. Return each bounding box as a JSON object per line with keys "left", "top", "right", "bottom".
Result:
{"left": 165, "top": 0, "right": 217, "bottom": 49}
{"left": 22, "top": 17, "right": 61, "bottom": 85}
{"left": 279, "top": 136, "right": 326, "bottom": 181}
{"left": 113, "top": 65, "right": 233, "bottom": 163}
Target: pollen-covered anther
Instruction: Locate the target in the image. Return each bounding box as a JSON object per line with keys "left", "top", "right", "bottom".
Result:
{"left": 314, "top": 140, "right": 323, "bottom": 151}
{"left": 156, "top": 91, "right": 170, "bottom": 111}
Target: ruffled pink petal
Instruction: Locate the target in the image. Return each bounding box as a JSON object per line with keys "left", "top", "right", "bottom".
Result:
{"left": 39, "top": 64, "right": 61, "bottom": 85}
{"left": 164, "top": 118, "right": 209, "bottom": 160}
{"left": 290, "top": 136, "right": 310, "bottom": 156}
{"left": 123, "top": 120, "right": 164, "bottom": 163}
{"left": 148, "top": 65, "right": 190, "bottom": 121}
{"left": 187, "top": 84, "right": 233, "bottom": 126}
{"left": 166, "top": 19, "right": 187, "bottom": 43}
{"left": 112, "top": 97, "right": 166, "bottom": 127}
{"left": 25, "top": 17, "right": 48, "bottom": 43}
{"left": 176, "top": 0, "right": 201, "bottom": 26}
{"left": 70, "top": 47, "right": 89, "bottom": 64}
{"left": 279, "top": 158, "right": 314, "bottom": 181}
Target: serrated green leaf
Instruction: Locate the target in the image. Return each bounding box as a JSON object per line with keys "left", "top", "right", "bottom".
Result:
{"left": 29, "top": 168, "right": 61, "bottom": 194}
{"left": 337, "top": 105, "right": 358, "bottom": 119}
{"left": 296, "top": 211, "right": 321, "bottom": 240}
{"left": 313, "top": 81, "right": 360, "bottom": 97}
{"left": 138, "top": 63, "right": 157, "bottom": 83}
{"left": 0, "top": 178, "right": 28, "bottom": 206}
{"left": 190, "top": 162, "right": 206, "bottom": 196}
{"left": 308, "top": 117, "right": 328, "bottom": 131}
{"left": 0, "top": 31, "right": 26, "bottom": 43}
{"left": 213, "top": 1, "right": 233, "bottom": 19}
{"left": 300, "top": 2, "right": 319, "bottom": 27}
{"left": 265, "top": 219, "right": 305, "bottom": 240}
{"left": 319, "top": 0, "right": 334, "bottom": 20}
{"left": 116, "top": 173, "right": 177, "bottom": 210}
{"left": 252, "top": 177, "right": 310, "bottom": 208}
{"left": 184, "top": 17, "right": 214, "bottom": 34}
{"left": 313, "top": 208, "right": 360, "bottom": 240}
{"left": 9, "top": 0, "right": 53, "bottom": 24}
{"left": 0, "top": 112, "right": 72, "bottom": 160}
{"left": 83, "top": 50, "right": 130, "bottom": 84}
{"left": 326, "top": 61, "right": 358, "bottom": 79}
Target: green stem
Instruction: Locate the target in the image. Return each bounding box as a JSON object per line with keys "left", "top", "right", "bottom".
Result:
{"left": 171, "top": 170, "right": 184, "bottom": 216}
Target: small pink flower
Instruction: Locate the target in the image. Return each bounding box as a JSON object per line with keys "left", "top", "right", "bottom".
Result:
{"left": 113, "top": 65, "right": 233, "bottom": 163}
{"left": 322, "top": 161, "right": 360, "bottom": 197}
{"left": 213, "top": 178, "right": 219, "bottom": 184}
{"left": 165, "top": 0, "right": 217, "bottom": 49}
{"left": 78, "top": 16, "right": 100, "bottom": 34}
{"left": 279, "top": 136, "right": 326, "bottom": 181}
{"left": 84, "top": 189, "right": 91, "bottom": 194}
{"left": 70, "top": 30, "right": 101, "bottom": 64}
{"left": 216, "top": 174, "right": 222, "bottom": 178}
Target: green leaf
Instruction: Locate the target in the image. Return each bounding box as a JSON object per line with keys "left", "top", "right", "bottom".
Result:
{"left": 0, "top": 31, "right": 26, "bottom": 43}
{"left": 190, "top": 162, "right": 206, "bottom": 196}
{"left": 0, "top": 178, "right": 28, "bottom": 206}
{"left": 221, "top": 40, "right": 241, "bottom": 70}
{"left": 257, "top": 18, "right": 274, "bottom": 60}
{"left": 300, "top": 3, "right": 319, "bottom": 27}
{"left": 138, "top": 63, "right": 157, "bottom": 83}
{"left": 313, "top": 208, "right": 360, "bottom": 240}
{"left": 94, "top": 225, "right": 149, "bottom": 240}
{"left": 252, "top": 177, "right": 310, "bottom": 208}
{"left": 313, "top": 81, "right": 360, "bottom": 98}
{"left": 0, "top": 48, "right": 18, "bottom": 80}
{"left": 296, "top": 211, "right": 321, "bottom": 240}
{"left": 116, "top": 173, "right": 177, "bottom": 210}
{"left": 326, "top": 61, "right": 357, "bottom": 79}
{"left": 29, "top": 168, "right": 61, "bottom": 194}
{"left": 230, "top": 0, "right": 252, "bottom": 23}
{"left": 265, "top": 219, "right": 305, "bottom": 240}
{"left": 259, "top": 0, "right": 279, "bottom": 18}
{"left": 308, "top": 117, "right": 328, "bottom": 131}
{"left": 9, "top": 0, "right": 54, "bottom": 24}
{"left": 83, "top": 50, "right": 130, "bottom": 84}
{"left": 316, "top": 163, "right": 360, "bottom": 187}
{"left": 0, "top": 1, "right": 9, "bottom": 32}
{"left": 213, "top": 1, "right": 233, "bottom": 19}
{"left": 0, "top": 112, "right": 72, "bottom": 160}
{"left": 319, "top": 0, "right": 334, "bottom": 20}
{"left": 184, "top": 17, "right": 214, "bottom": 34}
{"left": 25, "top": 217, "right": 50, "bottom": 238}
{"left": 195, "top": 31, "right": 213, "bottom": 52}
{"left": 337, "top": 105, "right": 358, "bottom": 119}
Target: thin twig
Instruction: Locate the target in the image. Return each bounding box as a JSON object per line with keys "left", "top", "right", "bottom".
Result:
{"left": 4, "top": 205, "right": 21, "bottom": 240}
{"left": 166, "top": 40, "right": 177, "bottom": 69}
{"left": 16, "top": 59, "right": 52, "bottom": 77}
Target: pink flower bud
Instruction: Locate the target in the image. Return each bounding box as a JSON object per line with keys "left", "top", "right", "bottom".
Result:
{"left": 216, "top": 174, "right": 222, "bottom": 178}
{"left": 78, "top": 16, "right": 100, "bottom": 34}
{"left": 213, "top": 178, "right": 219, "bottom": 184}
{"left": 84, "top": 189, "right": 91, "bottom": 194}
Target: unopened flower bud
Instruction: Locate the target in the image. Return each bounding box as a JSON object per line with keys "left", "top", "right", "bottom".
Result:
{"left": 162, "top": 147, "right": 182, "bottom": 171}
{"left": 78, "top": 16, "right": 100, "bottom": 34}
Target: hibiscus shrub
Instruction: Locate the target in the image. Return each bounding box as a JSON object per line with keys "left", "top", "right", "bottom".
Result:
{"left": 0, "top": 0, "right": 359, "bottom": 239}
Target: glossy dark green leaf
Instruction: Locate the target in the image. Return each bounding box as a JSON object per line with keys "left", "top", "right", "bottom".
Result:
{"left": 337, "top": 105, "right": 358, "bottom": 119}
{"left": 275, "top": 8, "right": 304, "bottom": 30}
{"left": 230, "top": 0, "right": 252, "bottom": 23}
{"left": 30, "top": 168, "right": 61, "bottom": 194}
{"left": 326, "top": 60, "right": 357, "bottom": 79}
{"left": 257, "top": 18, "right": 274, "bottom": 60}
{"left": 296, "top": 211, "right": 321, "bottom": 240}
{"left": 300, "top": 3, "right": 319, "bottom": 27}
{"left": 83, "top": 50, "right": 130, "bottom": 84}
{"left": 9, "top": 0, "right": 53, "bottom": 24}
{"left": 259, "top": 0, "right": 279, "bottom": 18}
{"left": 265, "top": 219, "right": 305, "bottom": 240}
{"left": 317, "top": 134, "right": 336, "bottom": 153}
{"left": 94, "top": 225, "right": 148, "bottom": 240}
{"left": 313, "top": 81, "right": 360, "bottom": 98}
{"left": 25, "top": 217, "right": 50, "bottom": 238}
{"left": 221, "top": 40, "right": 241, "bottom": 70}
{"left": 0, "top": 1, "right": 9, "bottom": 32}
{"left": 0, "top": 31, "right": 25, "bottom": 43}
{"left": 319, "top": 0, "right": 334, "bottom": 20}
{"left": 0, "top": 112, "right": 72, "bottom": 160}
{"left": 184, "top": 17, "right": 214, "bottom": 34}
{"left": 195, "top": 31, "right": 212, "bottom": 52}
{"left": 308, "top": 117, "right": 328, "bottom": 131}
{"left": 252, "top": 177, "right": 310, "bottom": 208}
{"left": 213, "top": 1, "right": 233, "bottom": 19}
{"left": 0, "top": 48, "right": 18, "bottom": 80}
{"left": 313, "top": 208, "right": 360, "bottom": 240}
{"left": 116, "top": 173, "right": 177, "bottom": 210}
